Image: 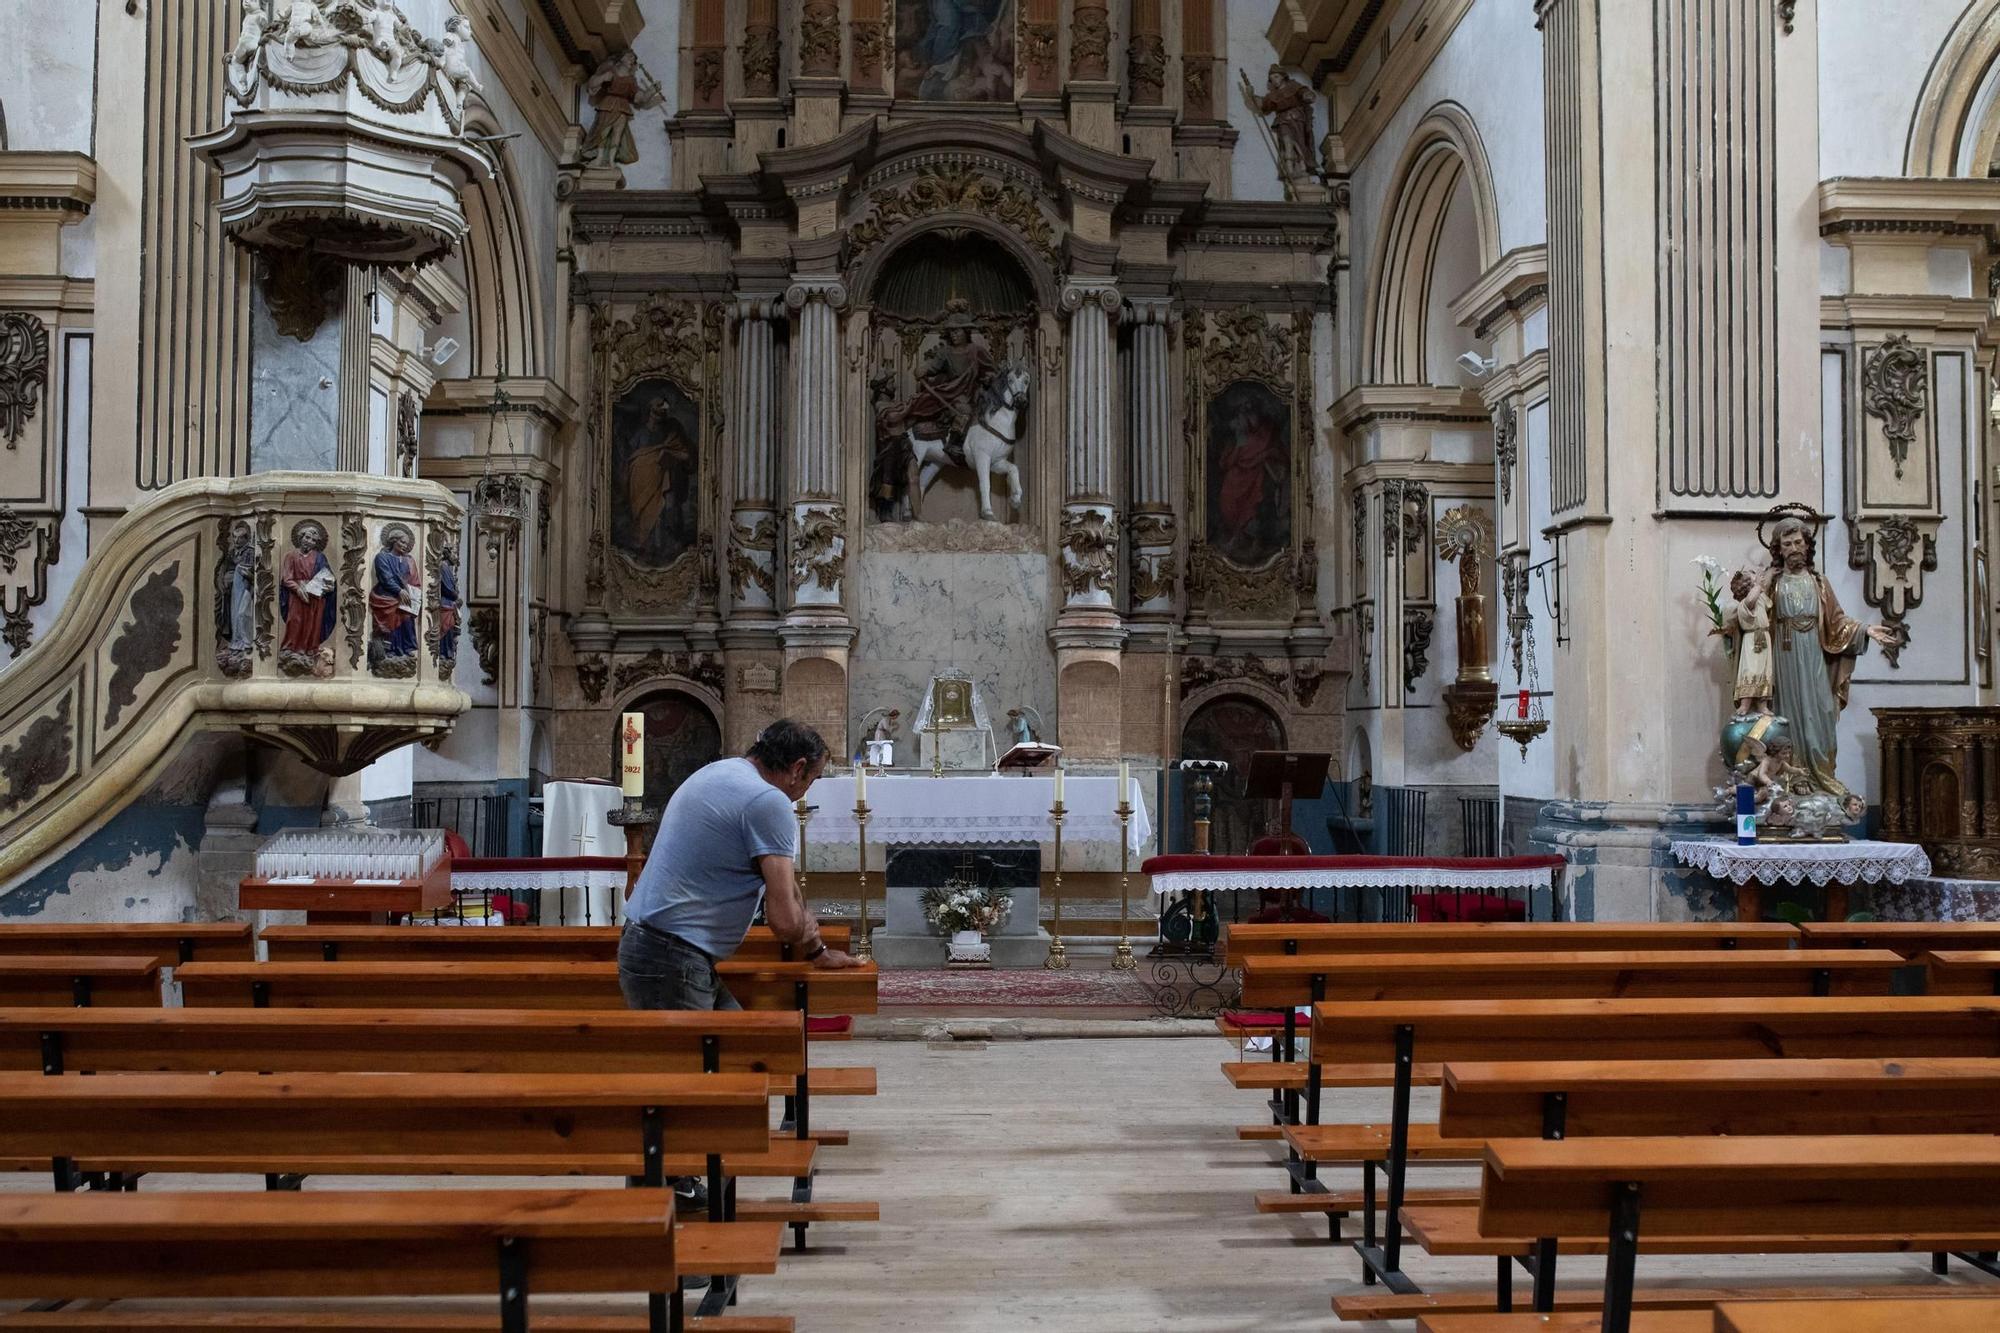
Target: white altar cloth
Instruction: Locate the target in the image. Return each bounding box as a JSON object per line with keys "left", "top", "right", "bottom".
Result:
{"left": 1670, "top": 838, "right": 1932, "bottom": 887}
{"left": 541, "top": 781, "right": 626, "bottom": 859}
{"left": 802, "top": 774, "right": 1151, "bottom": 853}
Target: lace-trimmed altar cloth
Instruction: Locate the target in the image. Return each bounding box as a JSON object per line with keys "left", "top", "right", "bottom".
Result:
{"left": 803, "top": 774, "right": 1151, "bottom": 853}
{"left": 1669, "top": 839, "right": 1932, "bottom": 887}
{"left": 1139, "top": 854, "right": 1565, "bottom": 896}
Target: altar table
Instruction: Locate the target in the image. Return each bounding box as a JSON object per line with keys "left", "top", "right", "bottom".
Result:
{"left": 449, "top": 856, "right": 628, "bottom": 926}
{"left": 802, "top": 774, "right": 1151, "bottom": 852}
{"left": 1670, "top": 838, "right": 1933, "bottom": 924}
{"left": 1141, "top": 854, "right": 1564, "bottom": 897}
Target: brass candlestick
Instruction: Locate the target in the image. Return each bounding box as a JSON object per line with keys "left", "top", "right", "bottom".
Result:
{"left": 853, "top": 797, "right": 873, "bottom": 961}
{"left": 928, "top": 714, "right": 945, "bottom": 778}
{"left": 1044, "top": 799, "right": 1069, "bottom": 970}
{"left": 1112, "top": 799, "right": 1136, "bottom": 970}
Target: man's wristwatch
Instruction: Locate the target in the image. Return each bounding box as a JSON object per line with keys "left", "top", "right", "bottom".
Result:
{"left": 804, "top": 942, "right": 827, "bottom": 961}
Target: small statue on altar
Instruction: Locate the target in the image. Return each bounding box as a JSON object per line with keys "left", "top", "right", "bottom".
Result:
{"left": 857, "top": 707, "right": 900, "bottom": 768}
{"left": 1725, "top": 569, "right": 1774, "bottom": 716}
{"left": 1006, "top": 707, "right": 1040, "bottom": 748}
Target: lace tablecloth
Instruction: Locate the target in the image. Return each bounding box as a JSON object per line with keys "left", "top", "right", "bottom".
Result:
{"left": 1669, "top": 839, "right": 1932, "bottom": 887}
{"left": 803, "top": 774, "right": 1151, "bottom": 852}
{"left": 1139, "top": 854, "right": 1563, "bottom": 896}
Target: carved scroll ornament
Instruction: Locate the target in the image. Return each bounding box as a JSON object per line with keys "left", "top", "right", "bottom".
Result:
{"left": 0, "top": 312, "right": 51, "bottom": 447}
{"left": 846, "top": 163, "right": 1060, "bottom": 276}
{"left": 1861, "top": 334, "right": 1928, "bottom": 481}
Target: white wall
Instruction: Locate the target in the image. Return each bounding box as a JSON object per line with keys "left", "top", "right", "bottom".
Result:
{"left": 1818, "top": 0, "right": 1970, "bottom": 177}
{"left": 0, "top": 2, "right": 96, "bottom": 152}
{"left": 626, "top": 0, "right": 682, "bottom": 190}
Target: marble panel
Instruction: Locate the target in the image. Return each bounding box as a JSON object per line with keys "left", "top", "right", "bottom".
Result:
{"left": 248, "top": 284, "right": 344, "bottom": 474}
{"left": 851, "top": 552, "right": 1056, "bottom": 756}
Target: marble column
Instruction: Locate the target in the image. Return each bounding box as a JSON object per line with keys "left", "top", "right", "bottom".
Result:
{"left": 1125, "top": 298, "right": 1174, "bottom": 621}
{"left": 1059, "top": 280, "right": 1120, "bottom": 613}
{"left": 783, "top": 277, "right": 849, "bottom": 615}
{"left": 728, "top": 297, "right": 783, "bottom": 620}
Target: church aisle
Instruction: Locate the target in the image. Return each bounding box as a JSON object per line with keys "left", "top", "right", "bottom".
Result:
{"left": 767, "top": 1035, "right": 1964, "bottom": 1333}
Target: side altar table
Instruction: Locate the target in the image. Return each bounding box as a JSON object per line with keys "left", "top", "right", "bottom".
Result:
{"left": 802, "top": 774, "right": 1151, "bottom": 969}
{"left": 1670, "top": 839, "right": 1933, "bottom": 923}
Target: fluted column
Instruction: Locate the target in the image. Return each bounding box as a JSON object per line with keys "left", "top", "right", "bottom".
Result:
{"left": 784, "top": 277, "right": 849, "bottom": 614}
{"left": 1126, "top": 298, "right": 1174, "bottom": 619}
{"left": 728, "top": 297, "right": 782, "bottom": 620}
{"left": 1059, "top": 280, "right": 1120, "bottom": 613}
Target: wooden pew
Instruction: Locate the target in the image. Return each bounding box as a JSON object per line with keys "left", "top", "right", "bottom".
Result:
{"left": 1470, "top": 1135, "right": 2000, "bottom": 1333}
{"left": 1796, "top": 921, "right": 2000, "bottom": 957}
{"left": 175, "top": 960, "right": 880, "bottom": 1017}
{"left": 0, "top": 956, "right": 162, "bottom": 1007}
{"left": 0, "top": 923, "right": 253, "bottom": 968}
{"left": 1241, "top": 950, "right": 1903, "bottom": 1011}
{"left": 0, "top": 1070, "right": 772, "bottom": 1194}
{"left": 1923, "top": 950, "right": 2000, "bottom": 995}
{"left": 260, "top": 924, "right": 850, "bottom": 964}
{"left": 1411, "top": 1292, "right": 2000, "bottom": 1331}
{"left": 1430, "top": 1057, "right": 2000, "bottom": 1308}
{"left": 1300, "top": 997, "right": 2000, "bottom": 1310}
{"left": 0, "top": 1316, "right": 796, "bottom": 1332}
{"left": 0, "top": 1187, "right": 783, "bottom": 1333}
{"left": 1224, "top": 921, "right": 1800, "bottom": 966}
{"left": 1714, "top": 1297, "right": 2000, "bottom": 1332}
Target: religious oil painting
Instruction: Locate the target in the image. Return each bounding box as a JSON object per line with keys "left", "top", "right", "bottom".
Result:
{"left": 1181, "top": 695, "right": 1287, "bottom": 857}
{"left": 895, "top": 0, "right": 1015, "bottom": 102}
{"left": 609, "top": 377, "right": 701, "bottom": 569}
{"left": 1205, "top": 380, "right": 1293, "bottom": 568}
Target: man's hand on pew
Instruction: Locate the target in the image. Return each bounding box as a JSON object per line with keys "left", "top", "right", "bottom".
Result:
{"left": 812, "top": 947, "right": 862, "bottom": 970}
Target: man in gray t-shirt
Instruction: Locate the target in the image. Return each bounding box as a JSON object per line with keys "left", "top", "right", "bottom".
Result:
{"left": 619, "top": 719, "right": 859, "bottom": 1015}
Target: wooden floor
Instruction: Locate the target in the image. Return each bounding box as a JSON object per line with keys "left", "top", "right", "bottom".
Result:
{"left": 1, "top": 1033, "right": 1985, "bottom": 1330}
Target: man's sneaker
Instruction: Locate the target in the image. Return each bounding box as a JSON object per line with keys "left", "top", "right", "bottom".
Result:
{"left": 673, "top": 1177, "right": 709, "bottom": 1214}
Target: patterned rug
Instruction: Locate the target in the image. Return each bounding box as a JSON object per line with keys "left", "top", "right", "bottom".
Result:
{"left": 877, "top": 968, "right": 1156, "bottom": 1006}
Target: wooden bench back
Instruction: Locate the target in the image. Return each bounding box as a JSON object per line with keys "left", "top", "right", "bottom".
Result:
{"left": 1440, "top": 1057, "right": 2000, "bottom": 1140}
{"left": 174, "top": 960, "right": 879, "bottom": 1016}
{"left": 0, "top": 1007, "right": 807, "bottom": 1076}
{"left": 1312, "top": 997, "right": 2000, "bottom": 1065}
{"left": 1923, "top": 950, "right": 2000, "bottom": 995}
{"left": 0, "top": 957, "right": 162, "bottom": 1008}
{"left": 1796, "top": 922, "right": 2000, "bottom": 958}
{"left": 0, "top": 1071, "right": 774, "bottom": 1164}
{"left": 1714, "top": 1297, "right": 2000, "bottom": 1333}
{"left": 0, "top": 1187, "right": 678, "bottom": 1302}
{"left": 1479, "top": 1134, "right": 2000, "bottom": 1242}
{"left": 1241, "top": 949, "right": 1902, "bottom": 1008}
{"left": 0, "top": 924, "right": 253, "bottom": 969}
{"left": 1224, "top": 921, "right": 1799, "bottom": 966}
{"left": 260, "top": 924, "right": 849, "bottom": 964}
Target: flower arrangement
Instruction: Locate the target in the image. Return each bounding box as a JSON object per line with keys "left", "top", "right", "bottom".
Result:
{"left": 1693, "top": 555, "right": 1733, "bottom": 656}
{"left": 920, "top": 884, "right": 1012, "bottom": 936}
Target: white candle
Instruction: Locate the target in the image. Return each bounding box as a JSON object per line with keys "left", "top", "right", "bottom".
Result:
{"left": 1118, "top": 761, "right": 1131, "bottom": 802}
{"left": 854, "top": 763, "right": 867, "bottom": 803}
{"left": 1053, "top": 764, "right": 1064, "bottom": 806}
{"left": 620, "top": 712, "right": 645, "bottom": 797}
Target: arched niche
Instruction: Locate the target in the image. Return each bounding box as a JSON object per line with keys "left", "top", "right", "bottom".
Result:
{"left": 1363, "top": 103, "right": 1502, "bottom": 385}
{"left": 610, "top": 689, "right": 723, "bottom": 807}
{"left": 861, "top": 225, "right": 1044, "bottom": 526}
{"left": 457, "top": 106, "right": 548, "bottom": 379}
{"left": 1907, "top": 0, "right": 2000, "bottom": 176}
{"left": 1180, "top": 693, "right": 1288, "bottom": 856}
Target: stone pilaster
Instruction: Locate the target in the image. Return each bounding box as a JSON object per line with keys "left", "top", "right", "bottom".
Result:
{"left": 727, "top": 297, "right": 783, "bottom": 622}
{"left": 780, "top": 275, "right": 852, "bottom": 750}
{"left": 1125, "top": 298, "right": 1176, "bottom": 624}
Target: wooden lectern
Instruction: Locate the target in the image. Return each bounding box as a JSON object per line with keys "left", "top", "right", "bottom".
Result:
{"left": 1245, "top": 750, "right": 1332, "bottom": 921}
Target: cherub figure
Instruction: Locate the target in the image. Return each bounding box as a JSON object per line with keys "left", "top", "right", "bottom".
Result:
{"left": 281, "top": 0, "right": 327, "bottom": 52}
{"left": 227, "top": 0, "right": 270, "bottom": 99}
{"left": 361, "top": 2, "right": 404, "bottom": 79}
{"left": 1727, "top": 569, "right": 1774, "bottom": 716}
{"left": 440, "top": 15, "right": 483, "bottom": 96}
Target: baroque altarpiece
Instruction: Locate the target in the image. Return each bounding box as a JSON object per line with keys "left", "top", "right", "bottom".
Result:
{"left": 549, "top": 0, "right": 1344, "bottom": 791}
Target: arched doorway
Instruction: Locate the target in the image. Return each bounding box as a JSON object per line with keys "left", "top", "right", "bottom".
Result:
{"left": 1180, "top": 694, "right": 1287, "bottom": 856}
{"left": 614, "top": 691, "right": 723, "bottom": 808}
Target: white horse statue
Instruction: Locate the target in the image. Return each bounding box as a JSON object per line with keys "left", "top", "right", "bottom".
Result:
{"left": 906, "top": 365, "right": 1030, "bottom": 522}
